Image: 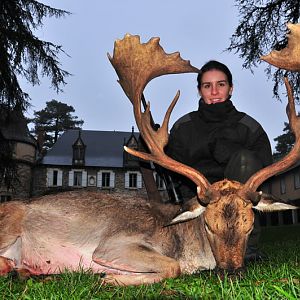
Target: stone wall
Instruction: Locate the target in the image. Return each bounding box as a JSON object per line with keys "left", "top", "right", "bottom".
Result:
{"left": 31, "top": 165, "right": 148, "bottom": 199}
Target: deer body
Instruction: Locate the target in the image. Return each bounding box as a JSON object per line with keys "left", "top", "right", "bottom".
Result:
{"left": 0, "top": 190, "right": 216, "bottom": 284}
{"left": 0, "top": 179, "right": 281, "bottom": 285}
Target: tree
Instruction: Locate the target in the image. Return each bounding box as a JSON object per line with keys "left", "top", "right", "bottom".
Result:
{"left": 227, "top": 0, "right": 300, "bottom": 102}
{"left": 273, "top": 121, "right": 295, "bottom": 161}
{"left": 0, "top": 0, "right": 70, "bottom": 111}
{"left": 0, "top": 1, "right": 70, "bottom": 191}
{"left": 31, "top": 100, "right": 84, "bottom": 149}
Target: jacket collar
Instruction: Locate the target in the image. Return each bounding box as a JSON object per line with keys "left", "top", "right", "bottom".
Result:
{"left": 197, "top": 99, "right": 239, "bottom": 123}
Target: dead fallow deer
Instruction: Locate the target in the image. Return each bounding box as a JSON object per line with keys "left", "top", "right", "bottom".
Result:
{"left": 0, "top": 24, "right": 299, "bottom": 286}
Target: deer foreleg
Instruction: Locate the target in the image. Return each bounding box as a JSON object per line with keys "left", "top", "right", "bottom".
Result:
{"left": 93, "top": 242, "right": 180, "bottom": 285}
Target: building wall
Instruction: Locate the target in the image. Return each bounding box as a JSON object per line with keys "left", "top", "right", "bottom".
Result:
{"left": 261, "top": 165, "right": 300, "bottom": 226}
{"left": 14, "top": 142, "right": 36, "bottom": 163}
{"left": 278, "top": 173, "right": 299, "bottom": 201}
{"left": 32, "top": 165, "right": 47, "bottom": 196}
{"left": 263, "top": 166, "right": 300, "bottom": 201}
{"left": 0, "top": 141, "right": 36, "bottom": 201}
{"left": 32, "top": 165, "right": 148, "bottom": 198}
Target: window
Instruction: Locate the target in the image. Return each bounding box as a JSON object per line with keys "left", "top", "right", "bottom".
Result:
{"left": 294, "top": 172, "right": 300, "bottom": 189}
{"left": 125, "top": 171, "right": 142, "bottom": 189}
{"left": 280, "top": 177, "right": 286, "bottom": 194}
{"left": 72, "top": 132, "right": 86, "bottom": 166}
{"left": 53, "top": 170, "right": 58, "bottom": 186}
{"left": 129, "top": 173, "right": 137, "bottom": 188}
{"left": 97, "top": 170, "right": 115, "bottom": 188}
{"left": 102, "top": 172, "right": 110, "bottom": 187}
{"left": 74, "top": 171, "right": 82, "bottom": 186}
{"left": 264, "top": 181, "right": 272, "bottom": 194}
{"left": 0, "top": 195, "right": 11, "bottom": 202}
{"left": 68, "top": 170, "right": 87, "bottom": 187}
{"left": 47, "top": 169, "right": 63, "bottom": 187}
{"left": 154, "top": 172, "right": 166, "bottom": 190}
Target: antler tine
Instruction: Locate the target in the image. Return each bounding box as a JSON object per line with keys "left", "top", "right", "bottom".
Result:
{"left": 242, "top": 77, "right": 300, "bottom": 192}
{"left": 108, "top": 34, "right": 211, "bottom": 197}
{"left": 125, "top": 91, "right": 211, "bottom": 196}
{"left": 261, "top": 23, "right": 300, "bottom": 71}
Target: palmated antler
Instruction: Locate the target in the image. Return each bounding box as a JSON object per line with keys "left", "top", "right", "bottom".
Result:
{"left": 241, "top": 78, "right": 300, "bottom": 193}
{"left": 241, "top": 23, "right": 300, "bottom": 195}
{"left": 261, "top": 23, "right": 300, "bottom": 71}
{"left": 108, "top": 34, "right": 211, "bottom": 198}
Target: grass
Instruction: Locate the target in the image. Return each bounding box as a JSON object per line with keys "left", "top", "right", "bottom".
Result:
{"left": 0, "top": 225, "right": 299, "bottom": 299}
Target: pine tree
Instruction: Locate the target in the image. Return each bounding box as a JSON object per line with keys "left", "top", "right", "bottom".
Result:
{"left": 0, "top": 0, "right": 70, "bottom": 110}
{"left": 0, "top": 1, "right": 70, "bottom": 191}
{"left": 31, "top": 100, "right": 84, "bottom": 149}
{"left": 273, "top": 122, "right": 295, "bottom": 161}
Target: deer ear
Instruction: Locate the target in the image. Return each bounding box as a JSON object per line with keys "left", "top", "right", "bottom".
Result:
{"left": 165, "top": 197, "right": 206, "bottom": 226}
{"left": 253, "top": 196, "right": 298, "bottom": 212}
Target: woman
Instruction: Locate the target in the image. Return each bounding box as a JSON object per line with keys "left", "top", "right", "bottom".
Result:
{"left": 166, "top": 60, "right": 272, "bottom": 199}
{"left": 165, "top": 60, "right": 273, "bottom": 262}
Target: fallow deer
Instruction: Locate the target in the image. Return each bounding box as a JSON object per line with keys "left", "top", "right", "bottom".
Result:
{"left": 0, "top": 24, "right": 299, "bottom": 286}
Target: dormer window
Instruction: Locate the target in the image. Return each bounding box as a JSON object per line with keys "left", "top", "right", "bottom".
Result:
{"left": 123, "top": 126, "right": 139, "bottom": 167}
{"left": 72, "top": 130, "right": 86, "bottom": 166}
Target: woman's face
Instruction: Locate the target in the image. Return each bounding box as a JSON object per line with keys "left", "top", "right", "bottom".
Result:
{"left": 198, "top": 69, "right": 233, "bottom": 105}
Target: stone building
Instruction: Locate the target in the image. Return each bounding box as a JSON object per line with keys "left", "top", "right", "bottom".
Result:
{"left": 261, "top": 163, "right": 300, "bottom": 226}
{"left": 0, "top": 107, "right": 167, "bottom": 201}
{"left": 32, "top": 128, "right": 152, "bottom": 198}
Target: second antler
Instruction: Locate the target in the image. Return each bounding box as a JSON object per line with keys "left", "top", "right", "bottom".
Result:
{"left": 240, "top": 23, "right": 300, "bottom": 194}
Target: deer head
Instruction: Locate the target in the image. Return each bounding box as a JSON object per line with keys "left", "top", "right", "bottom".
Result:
{"left": 108, "top": 29, "right": 298, "bottom": 271}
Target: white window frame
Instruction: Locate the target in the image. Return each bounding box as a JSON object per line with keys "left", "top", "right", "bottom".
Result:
{"left": 68, "top": 169, "right": 87, "bottom": 187}
{"left": 47, "top": 168, "right": 63, "bottom": 187}
{"left": 153, "top": 172, "right": 166, "bottom": 190}
{"left": 125, "top": 171, "right": 142, "bottom": 189}
{"left": 97, "top": 170, "right": 115, "bottom": 188}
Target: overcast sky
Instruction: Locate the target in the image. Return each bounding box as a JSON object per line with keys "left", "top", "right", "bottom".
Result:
{"left": 23, "top": 0, "right": 292, "bottom": 150}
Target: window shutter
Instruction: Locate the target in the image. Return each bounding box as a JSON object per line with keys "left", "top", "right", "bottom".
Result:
{"left": 153, "top": 171, "right": 157, "bottom": 181}
{"left": 57, "top": 170, "right": 63, "bottom": 186}
{"left": 137, "top": 172, "right": 142, "bottom": 189}
{"left": 125, "top": 172, "right": 129, "bottom": 188}
{"left": 97, "top": 171, "right": 102, "bottom": 187}
{"left": 110, "top": 171, "right": 115, "bottom": 188}
{"left": 82, "top": 171, "right": 87, "bottom": 187}
{"left": 68, "top": 170, "right": 74, "bottom": 186}
{"left": 47, "top": 169, "right": 53, "bottom": 187}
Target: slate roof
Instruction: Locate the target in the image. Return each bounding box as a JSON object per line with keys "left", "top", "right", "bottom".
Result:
{"left": 41, "top": 129, "right": 139, "bottom": 168}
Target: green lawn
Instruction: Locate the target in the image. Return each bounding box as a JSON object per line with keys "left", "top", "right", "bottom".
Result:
{"left": 0, "top": 225, "right": 299, "bottom": 299}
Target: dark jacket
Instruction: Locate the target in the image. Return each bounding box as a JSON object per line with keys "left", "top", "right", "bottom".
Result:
{"left": 165, "top": 99, "right": 273, "bottom": 200}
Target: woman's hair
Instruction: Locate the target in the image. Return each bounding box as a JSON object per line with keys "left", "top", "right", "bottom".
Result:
{"left": 197, "top": 60, "right": 233, "bottom": 88}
